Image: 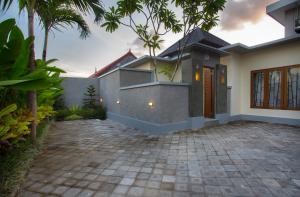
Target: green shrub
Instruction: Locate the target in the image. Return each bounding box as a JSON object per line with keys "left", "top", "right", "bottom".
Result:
{"left": 0, "top": 104, "right": 34, "bottom": 148}
{"left": 53, "top": 97, "right": 65, "bottom": 110}
{"left": 69, "top": 105, "right": 81, "bottom": 115}
{"left": 94, "top": 105, "right": 107, "bottom": 120}
{"left": 55, "top": 104, "right": 106, "bottom": 121}
{"left": 78, "top": 108, "right": 95, "bottom": 119}
{"left": 55, "top": 109, "right": 71, "bottom": 121}
{"left": 64, "top": 114, "right": 82, "bottom": 121}
{"left": 79, "top": 105, "right": 106, "bottom": 120}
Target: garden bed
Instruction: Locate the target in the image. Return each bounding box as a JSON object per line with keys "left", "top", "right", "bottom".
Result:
{"left": 0, "top": 121, "right": 51, "bottom": 197}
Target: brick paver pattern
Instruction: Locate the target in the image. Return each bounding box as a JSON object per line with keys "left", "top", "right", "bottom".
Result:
{"left": 19, "top": 120, "right": 300, "bottom": 197}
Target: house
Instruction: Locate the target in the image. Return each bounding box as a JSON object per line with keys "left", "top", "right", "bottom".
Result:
{"left": 63, "top": 0, "right": 299, "bottom": 133}
{"left": 220, "top": 0, "right": 300, "bottom": 125}
{"left": 89, "top": 50, "right": 137, "bottom": 78}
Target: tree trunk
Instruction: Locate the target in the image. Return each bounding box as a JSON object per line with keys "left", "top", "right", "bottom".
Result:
{"left": 28, "top": 7, "right": 37, "bottom": 145}
{"left": 42, "top": 29, "right": 49, "bottom": 61}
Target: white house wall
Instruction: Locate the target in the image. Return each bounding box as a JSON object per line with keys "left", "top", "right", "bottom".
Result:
{"left": 221, "top": 53, "right": 242, "bottom": 116}
{"left": 221, "top": 40, "right": 300, "bottom": 119}
{"left": 133, "top": 61, "right": 182, "bottom": 82}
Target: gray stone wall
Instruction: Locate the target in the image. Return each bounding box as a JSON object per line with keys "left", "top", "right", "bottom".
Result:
{"left": 120, "top": 83, "right": 189, "bottom": 124}
{"left": 120, "top": 68, "right": 153, "bottom": 87}
{"left": 61, "top": 77, "right": 99, "bottom": 107}
{"left": 99, "top": 70, "right": 121, "bottom": 114}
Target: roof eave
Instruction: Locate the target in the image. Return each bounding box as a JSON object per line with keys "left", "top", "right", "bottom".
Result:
{"left": 267, "top": 0, "right": 300, "bottom": 25}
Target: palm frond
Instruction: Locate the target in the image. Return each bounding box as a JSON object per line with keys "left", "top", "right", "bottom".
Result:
{"left": 65, "top": 0, "right": 105, "bottom": 23}
{"left": 37, "top": 0, "right": 91, "bottom": 38}
{"left": 0, "top": 0, "right": 14, "bottom": 11}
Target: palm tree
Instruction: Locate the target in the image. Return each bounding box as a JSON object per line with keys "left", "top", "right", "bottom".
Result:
{"left": 0, "top": 0, "right": 104, "bottom": 144}
{"left": 37, "top": 0, "right": 91, "bottom": 61}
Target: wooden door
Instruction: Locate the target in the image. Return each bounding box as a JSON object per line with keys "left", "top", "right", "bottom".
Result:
{"left": 204, "top": 67, "right": 214, "bottom": 118}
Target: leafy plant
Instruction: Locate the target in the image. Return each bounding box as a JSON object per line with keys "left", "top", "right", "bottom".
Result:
{"left": 64, "top": 114, "right": 82, "bottom": 121}
{"left": 55, "top": 108, "right": 71, "bottom": 121}
{"left": 69, "top": 105, "right": 81, "bottom": 115}
{"left": 0, "top": 0, "right": 105, "bottom": 143}
{"left": 37, "top": 105, "right": 56, "bottom": 124}
{"left": 159, "top": 64, "right": 175, "bottom": 81}
{"left": 53, "top": 97, "right": 65, "bottom": 110}
{"left": 0, "top": 104, "right": 33, "bottom": 144}
{"left": 83, "top": 85, "right": 97, "bottom": 108}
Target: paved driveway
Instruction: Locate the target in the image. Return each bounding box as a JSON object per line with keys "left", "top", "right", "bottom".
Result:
{"left": 19, "top": 120, "right": 300, "bottom": 197}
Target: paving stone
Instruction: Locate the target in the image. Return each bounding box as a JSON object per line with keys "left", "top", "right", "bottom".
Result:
{"left": 161, "top": 182, "right": 175, "bottom": 190}
{"left": 87, "top": 181, "right": 102, "bottom": 190}
{"left": 52, "top": 186, "right": 69, "bottom": 195}
{"left": 93, "top": 191, "right": 110, "bottom": 197}
{"left": 175, "top": 183, "right": 188, "bottom": 191}
{"left": 262, "top": 179, "right": 281, "bottom": 188}
{"left": 292, "top": 179, "right": 300, "bottom": 188}
{"left": 120, "top": 178, "right": 135, "bottom": 185}
{"left": 146, "top": 181, "right": 160, "bottom": 189}
{"left": 77, "top": 189, "right": 94, "bottom": 197}
{"left": 99, "top": 183, "right": 116, "bottom": 192}
{"left": 62, "top": 187, "right": 81, "bottom": 197}
{"left": 17, "top": 120, "right": 300, "bottom": 197}
{"left": 143, "top": 188, "right": 159, "bottom": 197}
{"left": 127, "top": 186, "right": 144, "bottom": 196}
{"left": 113, "top": 185, "right": 129, "bottom": 194}
{"left": 162, "top": 175, "right": 176, "bottom": 183}
{"left": 133, "top": 179, "right": 147, "bottom": 187}
{"left": 190, "top": 184, "right": 204, "bottom": 193}
{"left": 158, "top": 190, "right": 173, "bottom": 197}
{"left": 38, "top": 184, "right": 55, "bottom": 193}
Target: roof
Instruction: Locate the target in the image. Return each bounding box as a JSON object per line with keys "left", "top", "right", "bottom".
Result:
{"left": 267, "top": 0, "right": 300, "bottom": 25}
{"left": 221, "top": 34, "right": 300, "bottom": 54}
{"left": 98, "top": 54, "right": 193, "bottom": 79}
{"left": 89, "top": 50, "right": 137, "bottom": 78}
{"left": 159, "top": 28, "right": 230, "bottom": 57}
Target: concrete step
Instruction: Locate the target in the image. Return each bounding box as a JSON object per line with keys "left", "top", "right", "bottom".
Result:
{"left": 204, "top": 118, "right": 219, "bottom": 127}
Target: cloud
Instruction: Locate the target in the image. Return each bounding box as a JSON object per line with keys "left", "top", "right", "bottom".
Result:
{"left": 128, "top": 37, "right": 147, "bottom": 56}
{"left": 220, "top": 0, "right": 276, "bottom": 31}
{"left": 128, "top": 36, "right": 166, "bottom": 57}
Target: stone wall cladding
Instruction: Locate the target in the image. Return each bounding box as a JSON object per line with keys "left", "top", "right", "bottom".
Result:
{"left": 120, "top": 83, "right": 189, "bottom": 124}
{"left": 61, "top": 77, "right": 99, "bottom": 107}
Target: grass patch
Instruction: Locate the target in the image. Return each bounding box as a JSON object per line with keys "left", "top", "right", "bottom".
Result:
{"left": 0, "top": 121, "right": 50, "bottom": 197}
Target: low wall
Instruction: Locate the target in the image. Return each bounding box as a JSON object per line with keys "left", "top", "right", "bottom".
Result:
{"left": 61, "top": 77, "right": 99, "bottom": 107}
{"left": 120, "top": 68, "right": 152, "bottom": 87}
{"left": 99, "top": 68, "right": 153, "bottom": 114}
{"left": 119, "top": 82, "right": 190, "bottom": 124}
{"left": 99, "top": 70, "right": 121, "bottom": 114}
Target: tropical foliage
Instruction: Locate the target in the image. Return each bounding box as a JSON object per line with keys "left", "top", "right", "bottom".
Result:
{"left": 0, "top": 19, "right": 64, "bottom": 149}
{"left": 37, "top": 0, "right": 91, "bottom": 60}
{"left": 0, "top": 0, "right": 105, "bottom": 143}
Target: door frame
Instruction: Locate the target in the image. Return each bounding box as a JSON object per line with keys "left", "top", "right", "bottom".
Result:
{"left": 203, "top": 66, "right": 215, "bottom": 118}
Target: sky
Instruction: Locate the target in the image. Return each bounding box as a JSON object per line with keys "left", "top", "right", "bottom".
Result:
{"left": 0, "top": 0, "right": 284, "bottom": 77}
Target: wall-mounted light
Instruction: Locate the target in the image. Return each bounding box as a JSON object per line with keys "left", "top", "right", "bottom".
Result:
{"left": 195, "top": 65, "right": 200, "bottom": 81}
{"left": 148, "top": 102, "right": 153, "bottom": 107}
{"left": 220, "top": 68, "right": 225, "bottom": 84}
{"left": 116, "top": 100, "right": 120, "bottom": 104}
{"left": 100, "top": 97, "right": 103, "bottom": 103}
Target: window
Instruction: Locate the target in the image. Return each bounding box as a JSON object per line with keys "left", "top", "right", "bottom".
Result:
{"left": 288, "top": 67, "right": 300, "bottom": 109}
{"left": 251, "top": 65, "right": 300, "bottom": 110}
{"left": 253, "top": 72, "right": 264, "bottom": 107}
